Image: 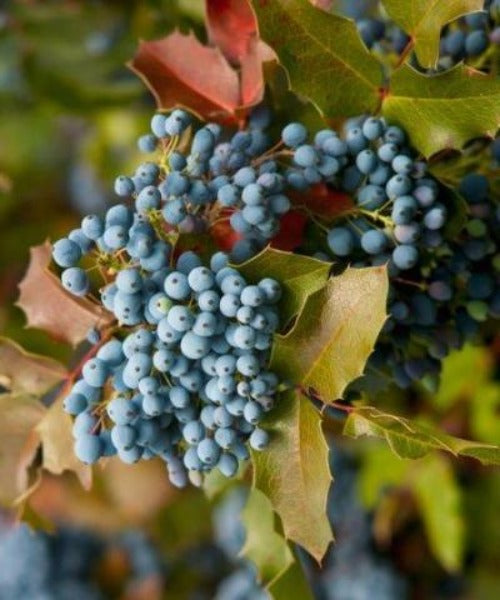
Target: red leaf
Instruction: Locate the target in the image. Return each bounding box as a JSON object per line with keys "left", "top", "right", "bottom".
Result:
{"left": 291, "top": 183, "right": 354, "bottom": 220}
{"left": 210, "top": 215, "right": 242, "bottom": 251}
{"left": 240, "top": 38, "right": 276, "bottom": 107}
{"left": 17, "top": 241, "right": 114, "bottom": 347}
{"left": 205, "top": 0, "right": 257, "bottom": 64}
{"left": 129, "top": 31, "right": 241, "bottom": 121}
{"left": 270, "top": 211, "right": 307, "bottom": 251}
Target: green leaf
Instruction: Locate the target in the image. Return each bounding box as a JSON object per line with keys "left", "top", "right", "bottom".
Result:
{"left": 441, "top": 184, "right": 469, "bottom": 239}
{"left": 0, "top": 337, "right": 67, "bottom": 396}
{"left": 470, "top": 383, "right": 500, "bottom": 446}
{"left": 434, "top": 345, "right": 493, "bottom": 411}
{"left": 0, "top": 393, "right": 46, "bottom": 506}
{"left": 203, "top": 463, "right": 248, "bottom": 500}
{"left": 268, "top": 551, "right": 314, "bottom": 600}
{"left": 237, "top": 247, "right": 330, "bottom": 324}
{"left": 411, "top": 454, "right": 465, "bottom": 572}
{"left": 382, "top": 64, "right": 500, "bottom": 158}
{"left": 359, "top": 446, "right": 465, "bottom": 571}
{"left": 381, "top": 0, "right": 484, "bottom": 69}
{"left": 252, "top": 390, "right": 332, "bottom": 562}
{"left": 251, "top": 0, "right": 383, "bottom": 117}
{"left": 241, "top": 488, "right": 294, "bottom": 587}
{"left": 358, "top": 444, "right": 408, "bottom": 508}
{"left": 270, "top": 266, "right": 388, "bottom": 400}
{"left": 343, "top": 406, "right": 500, "bottom": 465}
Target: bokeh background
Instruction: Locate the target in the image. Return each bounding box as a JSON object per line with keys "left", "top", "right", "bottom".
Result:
{"left": 0, "top": 1, "right": 499, "bottom": 599}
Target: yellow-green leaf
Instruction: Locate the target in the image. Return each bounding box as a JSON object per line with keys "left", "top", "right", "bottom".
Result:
{"left": 268, "top": 551, "right": 314, "bottom": 600}
{"left": 344, "top": 406, "right": 500, "bottom": 465}
{"left": 252, "top": 390, "right": 332, "bottom": 562}
{"left": 237, "top": 247, "right": 331, "bottom": 324}
{"left": 0, "top": 336, "right": 67, "bottom": 396}
{"left": 382, "top": 0, "right": 484, "bottom": 68}
{"left": 0, "top": 393, "right": 45, "bottom": 506}
{"left": 241, "top": 488, "right": 294, "bottom": 587}
{"left": 251, "top": 0, "right": 384, "bottom": 117}
{"left": 383, "top": 64, "right": 500, "bottom": 158}
{"left": 411, "top": 454, "right": 465, "bottom": 572}
{"left": 270, "top": 266, "right": 388, "bottom": 401}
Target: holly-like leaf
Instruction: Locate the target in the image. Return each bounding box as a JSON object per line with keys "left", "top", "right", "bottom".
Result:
{"left": 36, "top": 397, "right": 92, "bottom": 490}
{"left": 381, "top": 0, "right": 484, "bottom": 69}
{"left": 411, "top": 454, "right": 465, "bottom": 572}
{"left": 270, "top": 266, "right": 388, "bottom": 400}
{"left": 238, "top": 247, "right": 331, "bottom": 324}
{"left": 241, "top": 488, "right": 294, "bottom": 587}
{"left": 17, "top": 241, "right": 113, "bottom": 347}
{"left": 382, "top": 64, "right": 500, "bottom": 158}
{"left": 0, "top": 337, "right": 67, "bottom": 396}
{"left": 0, "top": 393, "right": 46, "bottom": 506}
{"left": 252, "top": 390, "right": 332, "bottom": 562}
{"left": 252, "top": 0, "right": 384, "bottom": 117}
{"left": 205, "top": 0, "right": 257, "bottom": 64}
{"left": 344, "top": 406, "right": 500, "bottom": 465}
{"left": 129, "top": 30, "right": 270, "bottom": 122}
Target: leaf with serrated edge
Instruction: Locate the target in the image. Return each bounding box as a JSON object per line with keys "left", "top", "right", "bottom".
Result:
{"left": 382, "top": 0, "right": 483, "bottom": 69}
{"left": 17, "top": 241, "right": 114, "bottom": 348}
{"left": 383, "top": 64, "right": 500, "bottom": 158}
{"left": 251, "top": 0, "right": 384, "bottom": 117}
{"left": 36, "top": 397, "right": 91, "bottom": 490}
{"left": 270, "top": 266, "right": 388, "bottom": 400}
{"left": 252, "top": 390, "right": 332, "bottom": 562}
{"left": 237, "top": 247, "right": 330, "bottom": 324}
{"left": 0, "top": 337, "right": 67, "bottom": 396}
{"left": 411, "top": 454, "right": 465, "bottom": 572}
{"left": 344, "top": 406, "right": 500, "bottom": 465}
{"left": 241, "top": 488, "right": 294, "bottom": 587}
{"left": 0, "top": 394, "right": 46, "bottom": 506}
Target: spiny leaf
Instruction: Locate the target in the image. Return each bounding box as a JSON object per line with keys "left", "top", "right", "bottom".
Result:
{"left": 381, "top": 0, "right": 484, "bottom": 69}
{"left": 129, "top": 30, "right": 270, "bottom": 122}
{"left": 252, "top": 390, "right": 332, "bottom": 562}
{"left": 241, "top": 488, "right": 294, "bottom": 587}
{"left": 382, "top": 64, "right": 500, "bottom": 158}
{"left": 237, "top": 247, "right": 331, "bottom": 324}
{"left": 252, "top": 0, "right": 384, "bottom": 117}
{"left": 17, "top": 241, "right": 113, "bottom": 347}
{"left": 344, "top": 406, "right": 500, "bottom": 465}
{"left": 36, "top": 396, "right": 91, "bottom": 490}
{"left": 411, "top": 454, "right": 465, "bottom": 572}
{"left": 0, "top": 393, "right": 46, "bottom": 506}
{"left": 0, "top": 337, "right": 67, "bottom": 396}
{"left": 270, "top": 266, "right": 388, "bottom": 400}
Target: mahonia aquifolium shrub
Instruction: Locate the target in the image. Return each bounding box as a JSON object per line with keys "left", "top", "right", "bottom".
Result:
{"left": 52, "top": 107, "right": 500, "bottom": 486}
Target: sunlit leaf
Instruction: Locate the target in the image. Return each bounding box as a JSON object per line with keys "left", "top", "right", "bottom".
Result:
{"left": 252, "top": 390, "right": 332, "bottom": 562}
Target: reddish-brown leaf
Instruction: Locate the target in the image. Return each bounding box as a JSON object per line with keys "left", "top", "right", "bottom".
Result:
{"left": 129, "top": 31, "right": 242, "bottom": 121}
{"left": 17, "top": 241, "right": 114, "bottom": 347}
{"left": 210, "top": 213, "right": 243, "bottom": 251}
{"left": 292, "top": 183, "right": 354, "bottom": 220}
{"left": 205, "top": 0, "right": 257, "bottom": 64}
{"left": 270, "top": 211, "right": 307, "bottom": 251}
{"left": 240, "top": 38, "right": 276, "bottom": 108}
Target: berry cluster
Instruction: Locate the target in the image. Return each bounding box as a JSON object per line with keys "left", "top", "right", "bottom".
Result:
{"left": 58, "top": 245, "right": 281, "bottom": 487}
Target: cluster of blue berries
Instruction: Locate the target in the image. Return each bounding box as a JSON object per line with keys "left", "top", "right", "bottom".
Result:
{"left": 354, "top": 0, "right": 499, "bottom": 70}
{"left": 57, "top": 243, "right": 282, "bottom": 487}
